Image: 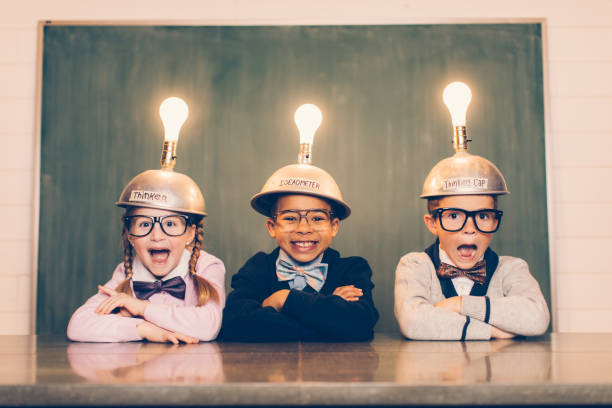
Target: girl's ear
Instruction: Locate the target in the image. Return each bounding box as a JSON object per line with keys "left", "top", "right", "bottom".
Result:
{"left": 186, "top": 224, "right": 196, "bottom": 244}
{"left": 423, "top": 214, "right": 439, "bottom": 237}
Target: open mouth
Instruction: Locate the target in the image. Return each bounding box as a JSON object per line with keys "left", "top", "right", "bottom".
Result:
{"left": 149, "top": 248, "right": 170, "bottom": 263}
{"left": 457, "top": 244, "right": 477, "bottom": 259}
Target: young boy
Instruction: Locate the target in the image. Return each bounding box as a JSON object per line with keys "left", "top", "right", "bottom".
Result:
{"left": 221, "top": 164, "right": 379, "bottom": 341}
{"left": 394, "top": 148, "right": 550, "bottom": 341}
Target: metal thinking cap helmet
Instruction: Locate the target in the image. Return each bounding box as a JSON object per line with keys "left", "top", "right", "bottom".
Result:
{"left": 250, "top": 163, "right": 351, "bottom": 220}
{"left": 116, "top": 97, "right": 206, "bottom": 217}
{"left": 420, "top": 151, "right": 509, "bottom": 198}
{"left": 251, "top": 103, "right": 351, "bottom": 220}
{"left": 421, "top": 81, "right": 510, "bottom": 198}
{"left": 116, "top": 169, "right": 206, "bottom": 217}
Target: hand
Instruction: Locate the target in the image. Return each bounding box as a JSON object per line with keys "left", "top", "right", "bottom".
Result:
{"left": 137, "top": 321, "right": 199, "bottom": 344}
{"left": 333, "top": 285, "right": 363, "bottom": 302}
{"left": 118, "top": 308, "right": 134, "bottom": 317}
{"left": 96, "top": 285, "right": 148, "bottom": 317}
{"left": 434, "top": 296, "right": 462, "bottom": 314}
{"left": 491, "top": 326, "right": 517, "bottom": 339}
{"left": 262, "top": 289, "right": 290, "bottom": 312}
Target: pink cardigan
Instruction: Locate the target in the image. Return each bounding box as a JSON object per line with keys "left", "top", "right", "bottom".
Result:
{"left": 67, "top": 251, "right": 225, "bottom": 342}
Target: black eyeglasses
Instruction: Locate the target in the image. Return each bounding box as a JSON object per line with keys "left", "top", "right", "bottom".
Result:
{"left": 123, "top": 215, "right": 190, "bottom": 237}
{"left": 432, "top": 207, "right": 503, "bottom": 233}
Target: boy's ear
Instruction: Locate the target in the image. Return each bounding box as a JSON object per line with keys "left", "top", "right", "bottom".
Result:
{"left": 423, "top": 214, "right": 439, "bottom": 237}
{"left": 265, "top": 218, "right": 277, "bottom": 238}
{"left": 330, "top": 217, "right": 340, "bottom": 238}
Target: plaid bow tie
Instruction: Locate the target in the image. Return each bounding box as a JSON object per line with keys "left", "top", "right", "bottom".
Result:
{"left": 132, "top": 276, "right": 186, "bottom": 300}
{"left": 437, "top": 260, "right": 487, "bottom": 285}
{"left": 276, "top": 259, "right": 328, "bottom": 292}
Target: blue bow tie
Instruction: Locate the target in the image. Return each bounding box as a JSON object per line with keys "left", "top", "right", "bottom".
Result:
{"left": 276, "top": 259, "right": 328, "bottom": 292}
{"left": 132, "top": 276, "right": 186, "bottom": 300}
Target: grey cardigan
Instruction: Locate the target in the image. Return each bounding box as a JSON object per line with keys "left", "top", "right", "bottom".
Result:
{"left": 394, "top": 251, "right": 550, "bottom": 340}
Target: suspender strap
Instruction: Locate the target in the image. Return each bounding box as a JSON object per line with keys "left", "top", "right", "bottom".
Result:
{"left": 461, "top": 316, "right": 470, "bottom": 341}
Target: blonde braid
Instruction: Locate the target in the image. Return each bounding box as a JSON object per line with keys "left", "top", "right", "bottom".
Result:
{"left": 114, "top": 221, "right": 135, "bottom": 296}
{"left": 189, "top": 217, "right": 219, "bottom": 305}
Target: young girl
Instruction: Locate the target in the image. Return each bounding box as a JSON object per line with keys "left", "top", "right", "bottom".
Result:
{"left": 67, "top": 170, "right": 225, "bottom": 343}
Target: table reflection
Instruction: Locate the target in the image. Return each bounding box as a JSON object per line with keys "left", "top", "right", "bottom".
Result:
{"left": 67, "top": 342, "right": 223, "bottom": 383}
{"left": 395, "top": 339, "right": 551, "bottom": 384}
{"left": 220, "top": 342, "right": 379, "bottom": 382}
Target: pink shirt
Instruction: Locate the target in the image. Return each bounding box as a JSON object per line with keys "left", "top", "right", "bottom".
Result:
{"left": 67, "top": 251, "right": 225, "bottom": 342}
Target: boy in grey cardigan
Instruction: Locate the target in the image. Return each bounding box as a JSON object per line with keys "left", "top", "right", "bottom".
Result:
{"left": 394, "top": 82, "right": 549, "bottom": 340}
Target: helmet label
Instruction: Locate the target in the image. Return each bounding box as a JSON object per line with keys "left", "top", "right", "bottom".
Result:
{"left": 129, "top": 190, "right": 168, "bottom": 204}
{"left": 443, "top": 177, "right": 488, "bottom": 191}
{"left": 279, "top": 178, "right": 321, "bottom": 190}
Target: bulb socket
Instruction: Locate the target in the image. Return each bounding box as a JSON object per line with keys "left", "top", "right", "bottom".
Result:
{"left": 452, "top": 125, "right": 471, "bottom": 152}
{"left": 160, "top": 140, "right": 178, "bottom": 169}
{"left": 298, "top": 143, "right": 313, "bottom": 165}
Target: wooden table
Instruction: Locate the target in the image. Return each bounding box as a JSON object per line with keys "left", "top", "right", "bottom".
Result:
{"left": 1, "top": 333, "right": 612, "bottom": 406}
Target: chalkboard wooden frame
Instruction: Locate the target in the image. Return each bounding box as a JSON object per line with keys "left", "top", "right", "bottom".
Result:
{"left": 35, "top": 21, "right": 554, "bottom": 334}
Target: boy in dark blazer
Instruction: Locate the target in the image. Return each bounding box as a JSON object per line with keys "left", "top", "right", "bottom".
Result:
{"left": 222, "top": 105, "right": 378, "bottom": 341}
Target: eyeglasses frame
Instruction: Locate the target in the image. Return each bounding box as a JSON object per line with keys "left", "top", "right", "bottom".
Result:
{"left": 432, "top": 207, "right": 503, "bottom": 233}
{"left": 272, "top": 208, "right": 335, "bottom": 231}
{"left": 123, "top": 214, "right": 191, "bottom": 237}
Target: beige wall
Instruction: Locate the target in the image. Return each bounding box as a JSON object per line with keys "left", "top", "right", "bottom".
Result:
{"left": 1, "top": 0, "right": 610, "bottom": 334}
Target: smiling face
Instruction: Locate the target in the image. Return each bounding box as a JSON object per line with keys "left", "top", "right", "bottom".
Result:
{"left": 424, "top": 195, "right": 496, "bottom": 269}
{"left": 125, "top": 207, "right": 195, "bottom": 278}
{"left": 266, "top": 194, "right": 339, "bottom": 263}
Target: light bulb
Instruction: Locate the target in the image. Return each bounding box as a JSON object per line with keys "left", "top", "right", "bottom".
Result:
{"left": 159, "top": 97, "right": 188, "bottom": 169}
{"left": 159, "top": 97, "right": 189, "bottom": 142}
{"left": 443, "top": 82, "right": 472, "bottom": 127}
{"left": 294, "top": 103, "right": 322, "bottom": 145}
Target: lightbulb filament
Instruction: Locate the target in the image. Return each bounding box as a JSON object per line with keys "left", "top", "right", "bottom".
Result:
{"left": 294, "top": 104, "right": 322, "bottom": 145}
{"left": 160, "top": 97, "right": 189, "bottom": 142}
{"left": 443, "top": 82, "right": 472, "bottom": 127}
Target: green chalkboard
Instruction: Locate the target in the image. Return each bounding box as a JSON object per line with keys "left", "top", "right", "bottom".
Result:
{"left": 38, "top": 24, "right": 549, "bottom": 334}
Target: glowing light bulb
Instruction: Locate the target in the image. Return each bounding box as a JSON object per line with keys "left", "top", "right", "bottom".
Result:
{"left": 443, "top": 82, "right": 472, "bottom": 127}
{"left": 159, "top": 97, "right": 189, "bottom": 142}
{"left": 159, "top": 97, "right": 188, "bottom": 169}
{"left": 294, "top": 103, "right": 322, "bottom": 145}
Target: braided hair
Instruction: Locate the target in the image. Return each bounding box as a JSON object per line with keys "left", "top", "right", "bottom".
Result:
{"left": 115, "top": 219, "right": 135, "bottom": 296}
{"left": 188, "top": 216, "right": 219, "bottom": 305}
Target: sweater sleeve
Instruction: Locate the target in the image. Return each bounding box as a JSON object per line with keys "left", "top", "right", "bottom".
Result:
{"left": 221, "top": 253, "right": 306, "bottom": 342}
{"left": 394, "top": 253, "right": 491, "bottom": 340}
{"left": 143, "top": 257, "right": 226, "bottom": 341}
{"left": 462, "top": 257, "right": 550, "bottom": 336}
{"left": 280, "top": 257, "right": 379, "bottom": 341}
{"left": 67, "top": 265, "right": 144, "bottom": 342}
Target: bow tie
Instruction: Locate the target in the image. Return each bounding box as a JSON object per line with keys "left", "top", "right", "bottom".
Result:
{"left": 276, "top": 259, "right": 328, "bottom": 292}
{"left": 437, "top": 260, "right": 487, "bottom": 285}
{"left": 132, "top": 276, "right": 186, "bottom": 300}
